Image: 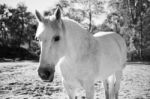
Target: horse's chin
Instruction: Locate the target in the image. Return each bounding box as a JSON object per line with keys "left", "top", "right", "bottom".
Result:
{"left": 42, "top": 79, "right": 53, "bottom": 82}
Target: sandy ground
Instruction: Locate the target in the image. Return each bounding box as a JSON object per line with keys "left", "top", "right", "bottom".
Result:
{"left": 0, "top": 61, "right": 150, "bottom": 99}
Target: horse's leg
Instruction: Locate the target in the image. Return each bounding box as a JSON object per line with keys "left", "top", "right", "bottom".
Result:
{"left": 85, "top": 85, "right": 94, "bottom": 99}
{"left": 63, "top": 81, "right": 77, "bottom": 99}
{"left": 83, "top": 81, "right": 94, "bottom": 99}
{"left": 104, "top": 74, "right": 117, "bottom": 99}
{"left": 103, "top": 80, "right": 109, "bottom": 99}
{"left": 114, "top": 70, "right": 122, "bottom": 99}
{"left": 109, "top": 74, "right": 116, "bottom": 99}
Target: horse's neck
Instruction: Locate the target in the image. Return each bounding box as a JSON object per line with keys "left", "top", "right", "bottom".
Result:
{"left": 63, "top": 19, "right": 95, "bottom": 61}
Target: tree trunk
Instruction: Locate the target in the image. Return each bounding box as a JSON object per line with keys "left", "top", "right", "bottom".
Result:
{"left": 140, "top": 8, "right": 143, "bottom": 60}
{"left": 89, "top": 10, "right": 92, "bottom": 32}
{"left": 19, "top": 12, "right": 24, "bottom": 47}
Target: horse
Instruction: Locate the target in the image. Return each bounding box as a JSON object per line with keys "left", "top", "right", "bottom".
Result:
{"left": 35, "top": 7, "right": 127, "bottom": 99}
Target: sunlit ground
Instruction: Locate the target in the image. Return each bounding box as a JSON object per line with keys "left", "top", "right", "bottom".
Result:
{"left": 0, "top": 61, "right": 150, "bottom": 99}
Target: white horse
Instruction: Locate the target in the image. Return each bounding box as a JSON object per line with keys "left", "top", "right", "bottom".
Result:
{"left": 35, "top": 7, "right": 127, "bottom": 99}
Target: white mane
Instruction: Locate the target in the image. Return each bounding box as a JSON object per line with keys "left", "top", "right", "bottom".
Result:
{"left": 62, "top": 17, "right": 95, "bottom": 61}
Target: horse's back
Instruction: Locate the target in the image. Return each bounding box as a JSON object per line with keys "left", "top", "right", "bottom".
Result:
{"left": 93, "top": 32, "right": 126, "bottom": 63}
{"left": 93, "top": 32, "right": 127, "bottom": 80}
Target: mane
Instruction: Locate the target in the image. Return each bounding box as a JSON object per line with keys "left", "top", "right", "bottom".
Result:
{"left": 62, "top": 17, "right": 81, "bottom": 26}
{"left": 62, "top": 17, "right": 86, "bottom": 32}
{"left": 61, "top": 17, "right": 95, "bottom": 60}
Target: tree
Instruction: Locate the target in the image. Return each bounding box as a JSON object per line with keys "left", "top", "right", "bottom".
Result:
{"left": 0, "top": 4, "right": 9, "bottom": 46}
{"left": 0, "top": 3, "right": 37, "bottom": 49}
{"left": 107, "top": 0, "right": 150, "bottom": 60}
{"left": 43, "top": 0, "right": 106, "bottom": 32}
{"left": 5, "top": 3, "right": 36, "bottom": 48}
{"left": 69, "top": 0, "right": 105, "bottom": 31}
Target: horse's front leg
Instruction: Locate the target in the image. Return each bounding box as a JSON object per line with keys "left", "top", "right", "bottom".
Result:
{"left": 63, "top": 81, "right": 78, "bottom": 99}
{"left": 103, "top": 75, "right": 115, "bottom": 99}
{"left": 83, "top": 80, "right": 95, "bottom": 99}
{"left": 85, "top": 85, "right": 94, "bottom": 99}
{"left": 103, "top": 80, "right": 109, "bottom": 99}
{"left": 114, "top": 70, "right": 122, "bottom": 99}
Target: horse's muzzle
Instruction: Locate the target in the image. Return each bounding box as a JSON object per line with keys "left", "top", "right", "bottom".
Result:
{"left": 38, "top": 65, "right": 55, "bottom": 82}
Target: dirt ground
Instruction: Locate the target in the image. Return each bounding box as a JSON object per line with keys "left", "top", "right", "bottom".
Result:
{"left": 0, "top": 61, "right": 150, "bottom": 99}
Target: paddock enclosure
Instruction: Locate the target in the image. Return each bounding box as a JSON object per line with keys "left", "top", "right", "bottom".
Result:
{"left": 0, "top": 61, "right": 150, "bottom": 99}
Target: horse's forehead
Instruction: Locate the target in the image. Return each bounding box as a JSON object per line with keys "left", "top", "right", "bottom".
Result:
{"left": 49, "top": 19, "right": 60, "bottom": 31}
{"left": 36, "top": 18, "right": 60, "bottom": 39}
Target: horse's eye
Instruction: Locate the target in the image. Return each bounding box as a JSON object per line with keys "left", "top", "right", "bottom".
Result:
{"left": 53, "top": 36, "right": 60, "bottom": 42}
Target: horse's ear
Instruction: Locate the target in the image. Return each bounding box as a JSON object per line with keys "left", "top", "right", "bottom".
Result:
{"left": 35, "top": 10, "right": 44, "bottom": 22}
{"left": 54, "top": 7, "right": 61, "bottom": 20}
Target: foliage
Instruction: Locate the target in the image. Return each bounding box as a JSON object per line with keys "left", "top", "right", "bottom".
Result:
{"left": 101, "top": 0, "right": 150, "bottom": 61}
{"left": 0, "top": 3, "right": 37, "bottom": 47}
{"left": 0, "top": 3, "right": 38, "bottom": 60}
{"left": 1, "top": 0, "right": 150, "bottom": 61}
{"left": 43, "top": 0, "right": 106, "bottom": 31}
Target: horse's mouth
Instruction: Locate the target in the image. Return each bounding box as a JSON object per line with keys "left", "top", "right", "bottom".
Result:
{"left": 43, "top": 80, "right": 52, "bottom": 82}
{"left": 42, "top": 74, "right": 54, "bottom": 82}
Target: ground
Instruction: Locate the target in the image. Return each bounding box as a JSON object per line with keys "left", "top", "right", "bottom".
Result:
{"left": 0, "top": 61, "right": 150, "bottom": 99}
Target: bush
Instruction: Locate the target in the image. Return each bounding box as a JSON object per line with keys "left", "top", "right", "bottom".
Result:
{"left": 0, "top": 45, "right": 39, "bottom": 61}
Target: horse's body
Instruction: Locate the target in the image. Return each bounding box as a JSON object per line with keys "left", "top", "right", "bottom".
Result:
{"left": 35, "top": 7, "right": 127, "bottom": 99}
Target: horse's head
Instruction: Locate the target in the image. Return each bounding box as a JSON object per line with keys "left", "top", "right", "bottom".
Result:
{"left": 35, "top": 8, "right": 66, "bottom": 82}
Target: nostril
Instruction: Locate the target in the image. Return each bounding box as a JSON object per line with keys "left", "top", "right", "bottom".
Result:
{"left": 38, "top": 70, "right": 50, "bottom": 80}
{"left": 45, "top": 70, "right": 50, "bottom": 77}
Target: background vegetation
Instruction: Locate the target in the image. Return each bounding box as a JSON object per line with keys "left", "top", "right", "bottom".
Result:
{"left": 0, "top": 0, "right": 150, "bottom": 61}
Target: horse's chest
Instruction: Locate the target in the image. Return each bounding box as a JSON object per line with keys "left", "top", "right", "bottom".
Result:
{"left": 60, "top": 58, "right": 98, "bottom": 83}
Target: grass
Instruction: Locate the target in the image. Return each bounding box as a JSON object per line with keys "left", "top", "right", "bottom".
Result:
{"left": 0, "top": 61, "right": 150, "bottom": 99}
